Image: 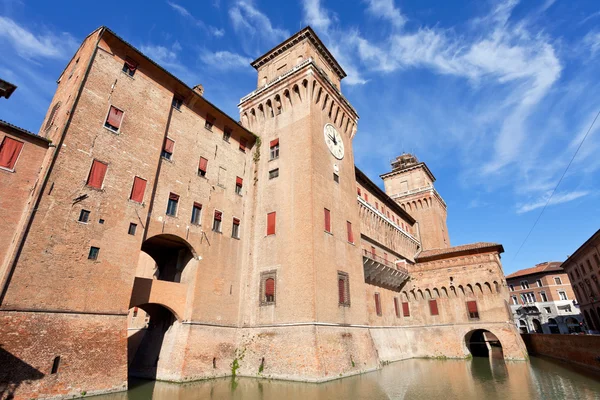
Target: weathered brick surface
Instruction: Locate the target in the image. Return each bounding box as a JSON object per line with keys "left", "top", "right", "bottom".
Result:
{"left": 522, "top": 333, "right": 600, "bottom": 371}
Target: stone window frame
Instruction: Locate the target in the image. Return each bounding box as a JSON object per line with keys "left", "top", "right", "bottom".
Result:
{"left": 338, "top": 271, "right": 351, "bottom": 307}
{"left": 259, "top": 270, "right": 277, "bottom": 306}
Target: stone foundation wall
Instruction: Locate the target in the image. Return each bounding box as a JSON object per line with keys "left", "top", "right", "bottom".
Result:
{"left": 521, "top": 333, "right": 600, "bottom": 371}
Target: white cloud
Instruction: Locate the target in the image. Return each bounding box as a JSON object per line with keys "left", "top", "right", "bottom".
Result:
{"left": 167, "top": 1, "right": 225, "bottom": 37}
{"left": 229, "top": 1, "right": 289, "bottom": 45}
{"left": 302, "top": 0, "right": 332, "bottom": 31}
{"left": 516, "top": 191, "right": 590, "bottom": 214}
{"left": 140, "top": 44, "right": 179, "bottom": 66}
{"left": 200, "top": 50, "right": 253, "bottom": 70}
{"left": 583, "top": 31, "right": 600, "bottom": 57}
{"left": 0, "top": 16, "right": 77, "bottom": 59}
{"left": 364, "top": 0, "right": 406, "bottom": 28}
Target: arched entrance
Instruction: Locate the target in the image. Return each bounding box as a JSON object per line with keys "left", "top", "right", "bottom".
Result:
{"left": 465, "top": 329, "right": 503, "bottom": 359}
{"left": 532, "top": 319, "right": 543, "bottom": 333}
{"left": 566, "top": 317, "right": 582, "bottom": 333}
{"left": 140, "top": 234, "right": 198, "bottom": 283}
{"left": 547, "top": 318, "right": 560, "bottom": 334}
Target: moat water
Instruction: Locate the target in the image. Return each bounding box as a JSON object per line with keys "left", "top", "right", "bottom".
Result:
{"left": 96, "top": 357, "right": 600, "bottom": 400}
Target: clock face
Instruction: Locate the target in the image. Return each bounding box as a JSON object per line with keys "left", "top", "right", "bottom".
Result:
{"left": 324, "top": 123, "right": 344, "bottom": 160}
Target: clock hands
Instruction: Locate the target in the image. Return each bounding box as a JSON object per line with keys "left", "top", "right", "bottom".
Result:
{"left": 328, "top": 133, "right": 337, "bottom": 145}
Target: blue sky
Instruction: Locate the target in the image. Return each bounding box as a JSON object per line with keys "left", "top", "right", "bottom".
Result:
{"left": 1, "top": 0, "right": 599, "bottom": 274}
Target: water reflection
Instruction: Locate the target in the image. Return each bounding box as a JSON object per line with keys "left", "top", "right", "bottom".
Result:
{"left": 97, "top": 357, "right": 600, "bottom": 400}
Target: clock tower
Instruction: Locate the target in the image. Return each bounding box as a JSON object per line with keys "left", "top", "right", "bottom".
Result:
{"left": 238, "top": 27, "right": 379, "bottom": 378}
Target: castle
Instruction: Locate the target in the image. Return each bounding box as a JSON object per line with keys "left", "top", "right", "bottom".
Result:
{"left": 0, "top": 26, "right": 527, "bottom": 399}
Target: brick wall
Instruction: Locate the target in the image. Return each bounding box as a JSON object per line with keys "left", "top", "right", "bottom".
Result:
{"left": 522, "top": 333, "right": 600, "bottom": 371}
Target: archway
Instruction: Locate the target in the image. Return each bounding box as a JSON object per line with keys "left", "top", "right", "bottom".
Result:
{"left": 566, "top": 317, "right": 582, "bottom": 333}
{"left": 532, "top": 319, "right": 543, "bottom": 333}
{"left": 140, "top": 234, "right": 197, "bottom": 283}
{"left": 465, "top": 329, "right": 503, "bottom": 359}
{"left": 547, "top": 318, "right": 559, "bottom": 334}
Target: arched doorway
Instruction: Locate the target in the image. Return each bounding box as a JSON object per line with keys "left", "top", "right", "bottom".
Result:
{"left": 532, "top": 319, "right": 543, "bottom": 333}
{"left": 465, "top": 329, "right": 503, "bottom": 359}
{"left": 566, "top": 317, "right": 582, "bottom": 333}
{"left": 140, "top": 234, "right": 198, "bottom": 283}
{"left": 518, "top": 320, "right": 528, "bottom": 334}
{"left": 547, "top": 318, "right": 559, "bottom": 334}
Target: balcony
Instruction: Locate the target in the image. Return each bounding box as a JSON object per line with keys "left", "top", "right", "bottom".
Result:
{"left": 363, "top": 249, "right": 410, "bottom": 291}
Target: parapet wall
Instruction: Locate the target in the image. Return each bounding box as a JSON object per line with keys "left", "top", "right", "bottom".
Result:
{"left": 521, "top": 333, "right": 600, "bottom": 371}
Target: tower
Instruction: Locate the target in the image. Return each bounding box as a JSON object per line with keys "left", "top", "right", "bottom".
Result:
{"left": 381, "top": 154, "right": 450, "bottom": 250}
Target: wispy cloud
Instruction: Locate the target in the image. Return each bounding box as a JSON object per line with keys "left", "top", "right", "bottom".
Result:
{"left": 139, "top": 42, "right": 198, "bottom": 85}
{"left": 364, "top": 0, "right": 406, "bottom": 28}
{"left": 302, "top": 0, "right": 333, "bottom": 31}
{"left": 0, "top": 16, "right": 77, "bottom": 59}
{"left": 167, "top": 1, "right": 224, "bottom": 37}
{"left": 583, "top": 31, "right": 600, "bottom": 57}
{"left": 516, "top": 190, "right": 590, "bottom": 214}
{"left": 199, "top": 50, "right": 253, "bottom": 71}
{"left": 229, "top": 1, "right": 289, "bottom": 54}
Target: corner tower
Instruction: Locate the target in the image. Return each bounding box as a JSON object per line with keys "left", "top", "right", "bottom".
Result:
{"left": 381, "top": 154, "right": 450, "bottom": 250}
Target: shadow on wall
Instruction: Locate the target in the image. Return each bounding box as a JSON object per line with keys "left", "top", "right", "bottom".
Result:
{"left": 0, "top": 347, "right": 45, "bottom": 399}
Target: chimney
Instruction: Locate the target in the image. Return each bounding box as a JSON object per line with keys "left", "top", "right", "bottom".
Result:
{"left": 193, "top": 84, "right": 204, "bottom": 96}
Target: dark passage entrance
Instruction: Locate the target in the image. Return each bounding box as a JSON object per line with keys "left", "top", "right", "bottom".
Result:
{"left": 465, "top": 329, "right": 503, "bottom": 359}
{"left": 141, "top": 234, "right": 196, "bottom": 283}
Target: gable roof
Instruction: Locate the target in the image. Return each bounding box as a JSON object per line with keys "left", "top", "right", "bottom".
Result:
{"left": 505, "top": 261, "right": 563, "bottom": 279}
{"left": 416, "top": 242, "right": 504, "bottom": 263}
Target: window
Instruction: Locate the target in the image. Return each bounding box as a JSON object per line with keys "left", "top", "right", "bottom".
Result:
{"left": 88, "top": 246, "right": 100, "bottom": 260}
{"left": 166, "top": 193, "right": 179, "bottom": 216}
{"left": 99, "top": 219, "right": 105, "bottom": 224}
{"left": 402, "top": 301, "right": 410, "bottom": 317}
{"left": 198, "top": 157, "right": 208, "bottom": 177}
{"left": 324, "top": 208, "right": 331, "bottom": 233}
{"left": 536, "top": 279, "right": 542, "bottom": 287}
{"left": 554, "top": 277, "right": 562, "bottom": 285}
{"left": 128, "top": 223, "right": 137, "bottom": 235}
{"left": 357, "top": 187, "right": 361, "bottom": 196}
{"left": 232, "top": 218, "right": 240, "bottom": 239}
{"left": 374, "top": 293, "right": 382, "bottom": 316}
{"left": 240, "top": 138, "right": 247, "bottom": 152}
{"left": 235, "top": 177, "right": 243, "bottom": 195}
{"left": 51, "top": 356, "right": 60, "bottom": 374}
{"left": 587, "top": 259, "right": 594, "bottom": 272}
{"left": 162, "top": 138, "right": 174, "bottom": 160}
{"left": 205, "top": 114, "right": 215, "bottom": 131}
{"left": 394, "top": 297, "right": 400, "bottom": 317}
{"left": 122, "top": 57, "right": 138, "bottom": 77}
{"left": 260, "top": 271, "right": 276, "bottom": 305}
{"left": 520, "top": 280, "right": 530, "bottom": 290}
{"left": 338, "top": 272, "right": 350, "bottom": 306}
{"left": 78, "top": 209, "right": 90, "bottom": 223}
{"left": 333, "top": 172, "right": 339, "bottom": 183}
{"left": 521, "top": 292, "right": 536, "bottom": 303}
{"left": 223, "top": 127, "right": 231, "bottom": 142}
{"left": 544, "top": 307, "right": 551, "bottom": 313}
{"left": 346, "top": 221, "right": 354, "bottom": 243}
{"left": 269, "top": 139, "right": 279, "bottom": 160}
{"left": 105, "top": 106, "right": 123, "bottom": 132}
{"left": 540, "top": 291, "right": 548, "bottom": 302}
{"left": 375, "top": 201, "right": 379, "bottom": 210}
{"left": 213, "top": 210, "right": 222, "bottom": 232}
{"left": 191, "top": 203, "right": 202, "bottom": 225}
{"left": 130, "top": 176, "right": 147, "bottom": 203}
{"left": 172, "top": 96, "right": 183, "bottom": 110}
{"left": 0, "top": 136, "right": 24, "bottom": 170}
{"left": 429, "top": 299, "right": 439, "bottom": 316}
{"left": 365, "top": 193, "right": 369, "bottom": 202}
{"left": 269, "top": 168, "right": 279, "bottom": 179}
{"left": 86, "top": 160, "right": 108, "bottom": 189}
{"left": 558, "top": 290, "right": 568, "bottom": 301}
{"left": 509, "top": 284, "right": 515, "bottom": 291}
{"left": 267, "top": 212, "right": 276, "bottom": 235}
{"left": 466, "top": 301, "right": 479, "bottom": 319}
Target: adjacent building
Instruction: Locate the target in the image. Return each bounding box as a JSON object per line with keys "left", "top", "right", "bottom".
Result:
{"left": 0, "top": 26, "right": 526, "bottom": 399}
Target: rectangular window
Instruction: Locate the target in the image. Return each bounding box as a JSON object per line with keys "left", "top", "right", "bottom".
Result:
{"left": 162, "top": 138, "right": 174, "bottom": 160}
{"left": 269, "top": 168, "right": 279, "bottom": 179}
{"left": 402, "top": 301, "right": 410, "bottom": 317}
{"left": 191, "top": 202, "right": 202, "bottom": 225}
{"left": 554, "top": 277, "right": 562, "bottom": 285}
{"left": 511, "top": 296, "right": 518, "bottom": 305}
{"left": 267, "top": 212, "right": 276, "bottom": 235}
{"left": 520, "top": 280, "right": 530, "bottom": 290}
{"left": 172, "top": 96, "right": 183, "bottom": 110}
{"left": 232, "top": 217, "right": 240, "bottom": 239}
{"left": 235, "top": 177, "right": 243, "bottom": 195}
{"left": 260, "top": 271, "right": 276, "bottom": 305}
{"left": 375, "top": 201, "right": 379, "bottom": 210}
{"left": 166, "top": 193, "right": 179, "bottom": 216}
{"left": 240, "top": 138, "right": 247, "bottom": 152}
{"left": 223, "top": 127, "right": 231, "bottom": 142}
{"left": 540, "top": 291, "right": 548, "bottom": 302}
{"left": 324, "top": 208, "right": 331, "bottom": 233}
{"left": 88, "top": 246, "right": 100, "bottom": 260}
{"left": 78, "top": 209, "right": 90, "bottom": 223}
{"left": 558, "top": 290, "right": 568, "bottom": 301}
{"left": 269, "top": 138, "right": 279, "bottom": 160}
{"left": 0, "top": 136, "right": 24, "bottom": 170}
{"left": 521, "top": 292, "right": 536, "bottom": 303}
{"left": 105, "top": 106, "right": 123, "bottom": 132}
{"left": 198, "top": 157, "right": 208, "bottom": 177}
{"left": 333, "top": 172, "right": 339, "bottom": 183}
{"left": 347, "top": 221, "right": 354, "bottom": 243}
{"left": 130, "top": 176, "right": 147, "bottom": 203}
{"left": 205, "top": 114, "right": 215, "bottom": 131}
{"left": 86, "top": 160, "right": 108, "bottom": 189}
{"left": 213, "top": 210, "right": 222, "bottom": 232}
{"left": 338, "top": 272, "right": 350, "bottom": 306}
{"left": 374, "top": 293, "right": 382, "bottom": 316}
{"left": 365, "top": 193, "right": 369, "bottom": 202}
{"left": 429, "top": 299, "right": 439, "bottom": 316}
{"left": 128, "top": 223, "right": 137, "bottom": 235}
{"left": 122, "top": 57, "right": 138, "bottom": 76}
{"left": 509, "top": 284, "right": 514, "bottom": 291}
{"left": 394, "top": 297, "right": 400, "bottom": 317}
{"left": 357, "top": 187, "right": 361, "bottom": 196}
{"left": 466, "top": 301, "right": 479, "bottom": 319}
{"left": 536, "top": 279, "right": 542, "bottom": 287}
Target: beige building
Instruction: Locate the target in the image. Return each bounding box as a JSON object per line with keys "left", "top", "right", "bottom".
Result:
{"left": 0, "top": 26, "right": 526, "bottom": 399}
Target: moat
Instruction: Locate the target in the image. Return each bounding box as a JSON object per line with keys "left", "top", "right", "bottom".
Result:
{"left": 95, "top": 357, "right": 600, "bottom": 400}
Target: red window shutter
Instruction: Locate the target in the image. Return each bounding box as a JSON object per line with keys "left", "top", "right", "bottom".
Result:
{"left": 0, "top": 137, "right": 24, "bottom": 169}
{"left": 233, "top": 217, "right": 240, "bottom": 225}
{"left": 214, "top": 210, "right": 222, "bottom": 221}
{"left": 365, "top": 193, "right": 369, "bottom": 201}
{"left": 375, "top": 202, "right": 379, "bottom": 210}
{"left": 106, "top": 106, "right": 123, "bottom": 129}
{"left": 357, "top": 187, "right": 361, "bottom": 196}
{"left": 402, "top": 302, "right": 410, "bottom": 317}
{"left": 324, "top": 208, "right": 331, "bottom": 232}
{"left": 270, "top": 138, "right": 279, "bottom": 147}
{"left": 130, "top": 176, "right": 147, "bottom": 203}
{"left": 164, "top": 138, "right": 175, "bottom": 153}
{"left": 169, "top": 192, "right": 179, "bottom": 201}
{"left": 375, "top": 293, "right": 381, "bottom": 315}
{"left": 265, "top": 278, "right": 275, "bottom": 297}
{"left": 394, "top": 298, "right": 400, "bottom": 317}
{"left": 240, "top": 138, "right": 247, "bottom": 151}
{"left": 267, "top": 212, "right": 276, "bottom": 235}
{"left": 236, "top": 177, "right": 243, "bottom": 187}
{"left": 338, "top": 279, "right": 345, "bottom": 303}
{"left": 198, "top": 157, "right": 208, "bottom": 172}
{"left": 467, "top": 301, "right": 478, "bottom": 313}
{"left": 347, "top": 221, "right": 353, "bottom": 243}
{"left": 125, "top": 57, "right": 138, "bottom": 72}
{"left": 87, "top": 160, "right": 108, "bottom": 189}
{"left": 194, "top": 202, "right": 202, "bottom": 209}
{"left": 429, "top": 299, "right": 439, "bottom": 316}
